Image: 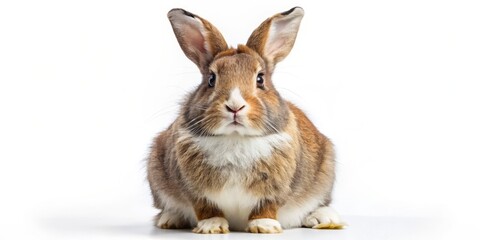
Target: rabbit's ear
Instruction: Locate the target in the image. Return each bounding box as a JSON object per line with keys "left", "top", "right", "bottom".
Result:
{"left": 246, "top": 7, "right": 304, "bottom": 68}
{"left": 168, "top": 9, "right": 228, "bottom": 73}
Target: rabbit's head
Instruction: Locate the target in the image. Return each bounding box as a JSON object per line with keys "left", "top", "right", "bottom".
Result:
{"left": 168, "top": 7, "right": 304, "bottom": 136}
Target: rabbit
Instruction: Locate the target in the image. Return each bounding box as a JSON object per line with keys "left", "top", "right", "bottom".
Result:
{"left": 147, "top": 6, "right": 344, "bottom": 234}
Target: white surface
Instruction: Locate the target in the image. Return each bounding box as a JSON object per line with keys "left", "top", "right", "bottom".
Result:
{"left": 32, "top": 214, "right": 445, "bottom": 240}
{"left": 1, "top": 0, "right": 480, "bottom": 239}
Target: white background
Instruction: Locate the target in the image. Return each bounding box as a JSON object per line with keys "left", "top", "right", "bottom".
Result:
{"left": 1, "top": 0, "right": 479, "bottom": 239}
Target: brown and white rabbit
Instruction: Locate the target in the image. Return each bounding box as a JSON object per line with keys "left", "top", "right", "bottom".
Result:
{"left": 147, "top": 7, "right": 344, "bottom": 234}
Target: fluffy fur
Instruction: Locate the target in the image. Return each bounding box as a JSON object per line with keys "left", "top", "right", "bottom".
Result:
{"left": 147, "top": 7, "right": 344, "bottom": 234}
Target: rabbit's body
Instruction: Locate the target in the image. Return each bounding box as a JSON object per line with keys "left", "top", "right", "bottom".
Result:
{"left": 148, "top": 7, "right": 344, "bottom": 233}
{"left": 149, "top": 102, "right": 334, "bottom": 231}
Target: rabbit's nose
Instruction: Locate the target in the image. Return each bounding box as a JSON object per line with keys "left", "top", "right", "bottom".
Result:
{"left": 226, "top": 105, "right": 246, "bottom": 114}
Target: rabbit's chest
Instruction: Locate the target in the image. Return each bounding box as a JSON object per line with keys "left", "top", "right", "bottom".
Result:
{"left": 193, "top": 132, "right": 291, "bottom": 168}
{"left": 190, "top": 133, "right": 292, "bottom": 230}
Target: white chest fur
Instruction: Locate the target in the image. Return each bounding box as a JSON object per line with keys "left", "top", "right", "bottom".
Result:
{"left": 193, "top": 132, "right": 291, "bottom": 168}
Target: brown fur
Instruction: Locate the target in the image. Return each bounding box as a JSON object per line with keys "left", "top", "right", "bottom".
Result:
{"left": 194, "top": 198, "right": 225, "bottom": 220}
{"left": 249, "top": 200, "right": 279, "bottom": 220}
{"left": 148, "top": 7, "right": 338, "bottom": 233}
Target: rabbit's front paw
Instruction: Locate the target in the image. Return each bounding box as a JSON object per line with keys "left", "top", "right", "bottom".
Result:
{"left": 246, "top": 218, "right": 283, "bottom": 233}
{"left": 193, "top": 217, "right": 229, "bottom": 234}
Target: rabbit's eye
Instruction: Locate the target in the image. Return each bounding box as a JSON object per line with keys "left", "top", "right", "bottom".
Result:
{"left": 208, "top": 73, "right": 216, "bottom": 87}
{"left": 256, "top": 73, "right": 265, "bottom": 88}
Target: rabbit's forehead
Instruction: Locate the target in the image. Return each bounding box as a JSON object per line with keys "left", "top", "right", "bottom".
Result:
{"left": 211, "top": 53, "right": 263, "bottom": 75}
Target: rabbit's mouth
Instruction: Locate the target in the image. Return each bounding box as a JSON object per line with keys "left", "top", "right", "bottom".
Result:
{"left": 214, "top": 119, "right": 262, "bottom": 136}
{"left": 230, "top": 121, "right": 244, "bottom": 126}
{"left": 210, "top": 112, "right": 265, "bottom": 136}
{"left": 224, "top": 112, "right": 246, "bottom": 127}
